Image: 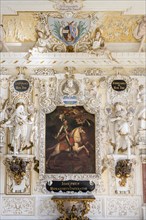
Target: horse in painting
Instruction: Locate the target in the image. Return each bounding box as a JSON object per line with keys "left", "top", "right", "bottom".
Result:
{"left": 47, "top": 127, "right": 89, "bottom": 162}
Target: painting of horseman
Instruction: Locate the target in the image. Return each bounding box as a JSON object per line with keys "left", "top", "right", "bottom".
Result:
{"left": 45, "top": 106, "right": 95, "bottom": 174}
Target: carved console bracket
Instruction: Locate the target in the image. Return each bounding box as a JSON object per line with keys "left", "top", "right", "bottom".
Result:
{"left": 51, "top": 195, "right": 95, "bottom": 220}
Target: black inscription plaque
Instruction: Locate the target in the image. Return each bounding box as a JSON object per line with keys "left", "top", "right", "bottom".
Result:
{"left": 112, "top": 80, "right": 127, "bottom": 91}
{"left": 14, "top": 80, "right": 29, "bottom": 92}
{"left": 46, "top": 180, "right": 95, "bottom": 192}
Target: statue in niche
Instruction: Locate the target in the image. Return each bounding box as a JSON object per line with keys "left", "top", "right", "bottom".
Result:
{"left": 0, "top": 24, "right": 9, "bottom": 52}
{"left": 89, "top": 28, "right": 118, "bottom": 62}
{"left": 133, "top": 16, "right": 146, "bottom": 52}
{"left": 107, "top": 103, "right": 134, "bottom": 159}
{"left": 3, "top": 102, "right": 35, "bottom": 155}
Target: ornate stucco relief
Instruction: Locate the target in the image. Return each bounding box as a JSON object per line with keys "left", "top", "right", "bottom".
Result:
{"left": 2, "top": 12, "right": 144, "bottom": 43}
{"left": 38, "top": 197, "right": 59, "bottom": 216}
{"left": 106, "top": 197, "right": 141, "bottom": 218}
{"left": 3, "top": 12, "right": 37, "bottom": 43}
{"left": 2, "top": 197, "right": 35, "bottom": 216}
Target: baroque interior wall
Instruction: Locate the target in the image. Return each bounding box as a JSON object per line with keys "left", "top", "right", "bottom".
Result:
{"left": 0, "top": 1, "right": 146, "bottom": 220}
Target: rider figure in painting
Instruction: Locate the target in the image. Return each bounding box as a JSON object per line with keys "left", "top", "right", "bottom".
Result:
{"left": 55, "top": 114, "right": 74, "bottom": 151}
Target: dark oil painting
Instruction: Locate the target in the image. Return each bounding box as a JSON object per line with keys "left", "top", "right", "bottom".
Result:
{"left": 45, "top": 106, "right": 95, "bottom": 174}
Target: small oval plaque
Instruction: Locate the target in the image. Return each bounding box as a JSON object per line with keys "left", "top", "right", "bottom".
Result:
{"left": 112, "top": 80, "right": 127, "bottom": 91}
{"left": 14, "top": 80, "right": 29, "bottom": 92}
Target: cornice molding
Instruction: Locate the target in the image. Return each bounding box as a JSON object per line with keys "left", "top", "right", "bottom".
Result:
{"left": 1, "top": 1, "right": 145, "bottom": 15}
{"left": 0, "top": 52, "right": 145, "bottom": 68}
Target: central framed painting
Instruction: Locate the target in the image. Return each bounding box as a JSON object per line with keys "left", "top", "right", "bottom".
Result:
{"left": 45, "top": 106, "right": 95, "bottom": 174}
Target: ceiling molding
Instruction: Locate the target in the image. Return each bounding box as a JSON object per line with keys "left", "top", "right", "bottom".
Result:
{"left": 1, "top": 1, "right": 145, "bottom": 15}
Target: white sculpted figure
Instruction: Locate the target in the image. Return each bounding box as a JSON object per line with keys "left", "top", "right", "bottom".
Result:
{"left": 137, "top": 84, "right": 145, "bottom": 103}
{"left": 89, "top": 28, "right": 117, "bottom": 62}
{"left": 85, "top": 79, "right": 99, "bottom": 99}
{"left": 110, "top": 103, "right": 133, "bottom": 159}
{"left": 62, "top": 76, "right": 78, "bottom": 96}
{"left": 133, "top": 16, "right": 146, "bottom": 52}
{"left": 30, "top": 14, "right": 53, "bottom": 53}
{"left": 4, "top": 103, "right": 34, "bottom": 155}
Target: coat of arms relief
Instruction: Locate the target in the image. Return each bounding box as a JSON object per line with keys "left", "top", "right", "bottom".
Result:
{"left": 28, "top": 11, "right": 117, "bottom": 62}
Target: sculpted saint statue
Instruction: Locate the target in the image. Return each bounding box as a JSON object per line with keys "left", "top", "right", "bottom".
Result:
{"left": 110, "top": 103, "right": 133, "bottom": 159}
{"left": 4, "top": 103, "right": 34, "bottom": 155}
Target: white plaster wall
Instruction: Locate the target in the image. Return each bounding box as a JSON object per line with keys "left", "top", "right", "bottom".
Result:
{"left": 0, "top": 63, "right": 145, "bottom": 220}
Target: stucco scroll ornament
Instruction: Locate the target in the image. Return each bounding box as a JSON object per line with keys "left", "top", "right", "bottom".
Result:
{"left": 54, "top": 0, "right": 84, "bottom": 11}
{"left": 39, "top": 78, "right": 57, "bottom": 111}
{"left": 84, "top": 77, "right": 105, "bottom": 113}
{"left": 2, "top": 99, "right": 35, "bottom": 155}
{"left": 107, "top": 74, "right": 133, "bottom": 104}
{"left": 133, "top": 16, "right": 146, "bottom": 52}
{"left": 10, "top": 67, "right": 33, "bottom": 97}
{"left": 0, "top": 98, "right": 10, "bottom": 152}
{"left": 0, "top": 97, "right": 13, "bottom": 150}
{"left": 105, "top": 102, "right": 135, "bottom": 159}
{"left": 28, "top": 13, "right": 65, "bottom": 58}
{"left": 135, "top": 84, "right": 146, "bottom": 145}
